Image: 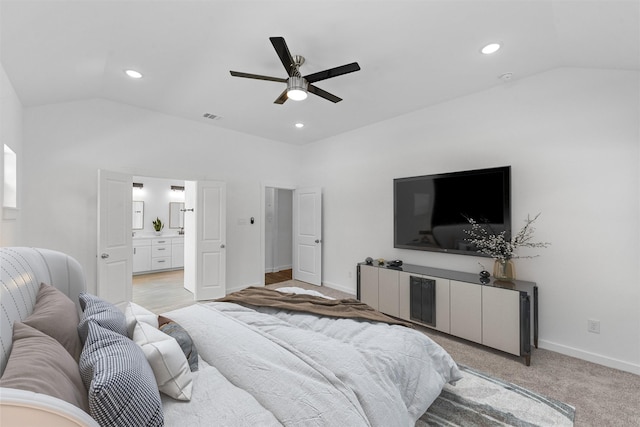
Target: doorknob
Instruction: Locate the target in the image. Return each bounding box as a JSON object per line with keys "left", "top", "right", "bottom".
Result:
{"left": 315, "top": 239, "right": 322, "bottom": 244}
{"left": 101, "top": 253, "right": 109, "bottom": 259}
{"left": 220, "top": 244, "right": 225, "bottom": 248}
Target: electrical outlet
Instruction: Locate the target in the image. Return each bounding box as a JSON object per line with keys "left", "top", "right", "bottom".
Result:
{"left": 588, "top": 319, "right": 600, "bottom": 334}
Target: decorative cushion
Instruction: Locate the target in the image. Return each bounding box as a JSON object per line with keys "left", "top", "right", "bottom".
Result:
{"left": 77, "top": 293, "right": 127, "bottom": 343}
{"left": 23, "top": 283, "right": 82, "bottom": 361}
{"left": 80, "top": 321, "right": 163, "bottom": 426}
{"left": 158, "top": 315, "right": 199, "bottom": 372}
{"left": 0, "top": 322, "right": 89, "bottom": 412}
{"left": 124, "top": 302, "right": 158, "bottom": 338}
{"left": 133, "top": 321, "right": 193, "bottom": 400}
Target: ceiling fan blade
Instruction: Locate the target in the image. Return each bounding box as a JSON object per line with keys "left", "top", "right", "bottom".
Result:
{"left": 304, "top": 62, "right": 360, "bottom": 83}
{"left": 230, "top": 71, "right": 287, "bottom": 83}
{"left": 274, "top": 89, "right": 288, "bottom": 104}
{"left": 308, "top": 84, "right": 342, "bottom": 103}
{"left": 270, "top": 37, "right": 295, "bottom": 76}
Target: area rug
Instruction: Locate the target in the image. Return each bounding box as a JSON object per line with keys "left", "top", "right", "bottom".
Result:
{"left": 417, "top": 365, "right": 575, "bottom": 426}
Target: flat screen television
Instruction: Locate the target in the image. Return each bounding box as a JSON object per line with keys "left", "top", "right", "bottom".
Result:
{"left": 394, "top": 166, "right": 511, "bottom": 255}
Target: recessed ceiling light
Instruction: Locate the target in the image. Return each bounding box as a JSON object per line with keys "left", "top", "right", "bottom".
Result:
{"left": 125, "top": 69, "right": 143, "bottom": 79}
{"left": 481, "top": 43, "right": 501, "bottom": 55}
{"left": 295, "top": 123, "right": 304, "bottom": 129}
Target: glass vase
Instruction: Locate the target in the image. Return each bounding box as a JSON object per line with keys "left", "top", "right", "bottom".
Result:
{"left": 493, "top": 259, "right": 516, "bottom": 281}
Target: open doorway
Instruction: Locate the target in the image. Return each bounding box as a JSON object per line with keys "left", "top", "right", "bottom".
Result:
{"left": 264, "top": 187, "right": 293, "bottom": 285}
{"left": 131, "top": 175, "right": 190, "bottom": 312}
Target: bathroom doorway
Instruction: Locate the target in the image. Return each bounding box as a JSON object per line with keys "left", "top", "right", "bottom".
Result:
{"left": 264, "top": 187, "right": 293, "bottom": 285}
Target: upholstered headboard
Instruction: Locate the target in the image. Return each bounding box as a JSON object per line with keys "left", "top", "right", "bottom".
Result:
{"left": 0, "top": 247, "right": 99, "bottom": 427}
{"left": 0, "top": 247, "right": 86, "bottom": 376}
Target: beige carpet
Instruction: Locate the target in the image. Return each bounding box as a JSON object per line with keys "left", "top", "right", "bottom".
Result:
{"left": 267, "top": 280, "right": 640, "bottom": 427}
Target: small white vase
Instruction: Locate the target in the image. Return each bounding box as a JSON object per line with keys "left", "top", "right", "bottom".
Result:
{"left": 154, "top": 231, "right": 163, "bottom": 236}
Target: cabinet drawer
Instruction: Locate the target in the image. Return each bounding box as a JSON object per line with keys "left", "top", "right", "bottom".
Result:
{"left": 152, "top": 238, "right": 171, "bottom": 246}
{"left": 152, "top": 245, "right": 171, "bottom": 256}
{"left": 151, "top": 257, "right": 171, "bottom": 270}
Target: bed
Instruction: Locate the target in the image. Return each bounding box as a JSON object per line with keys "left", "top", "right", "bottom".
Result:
{"left": 0, "top": 247, "right": 462, "bottom": 426}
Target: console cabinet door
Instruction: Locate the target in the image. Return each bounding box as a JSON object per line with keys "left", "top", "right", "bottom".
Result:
{"left": 450, "top": 280, "right": 482, "bottom": 344}
{"left": 482, "top": 286, "right": 521, "bottom": 355}
{"left": 378, "top": 268, "right": 399, "bottom": 317}
{"left": 399, "top": 272, "right": 450, "bottom": 333}
{"left": 359, "top": 265, "right": 379, "bottom": 310}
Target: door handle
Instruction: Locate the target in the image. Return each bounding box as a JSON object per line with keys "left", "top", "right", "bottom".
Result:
{"left": 101, "top": 253, "right": 109, "bottom": 259}
{"left": 220, "top": 244, "right": 225, "bottom": 248}
{"left": 315, "top": 239, "right": 322, "bottom": 244}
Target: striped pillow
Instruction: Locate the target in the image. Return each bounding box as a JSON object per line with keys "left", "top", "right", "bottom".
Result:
{"left": 80, "top": 321, "right": 163, "bottom": 426}
{"left": 77, "top": 293, "right": 127, "bottom": 343}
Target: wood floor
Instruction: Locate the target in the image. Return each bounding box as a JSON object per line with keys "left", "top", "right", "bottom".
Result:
{"left": 132, "top": 270, "right": 195, "bottom": 314}
{"left": 265, "top": 268, "right": 292, "bottom": 285}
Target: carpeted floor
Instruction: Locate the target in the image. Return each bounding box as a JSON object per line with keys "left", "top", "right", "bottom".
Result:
{"left": 267, "top": 280, "right": 640, "bottom": 427}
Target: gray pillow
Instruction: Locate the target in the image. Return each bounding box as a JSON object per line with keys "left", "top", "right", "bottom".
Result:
{"left": 23, "top": 283, "right": 82, "bottom": 361}
{"left": 77, "top": 293, "right": 127, "bottom": 343}
{"left": 79, "top": 321, "right": 163, "bottom": 426}
{"left": 158, "top": 315, "right": 198, "bottom": 372}
{"left": 0, "top": 322, "right": 89, "bottom": 412}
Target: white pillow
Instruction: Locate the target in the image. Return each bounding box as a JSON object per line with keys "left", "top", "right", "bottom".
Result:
{"left": 132, "top": 321, "right": 193, "bottom": 401}
{"left": 125, "top": 302, "right": 159, "bottom": 338}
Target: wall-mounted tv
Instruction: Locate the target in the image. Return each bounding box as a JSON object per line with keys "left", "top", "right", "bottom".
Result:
{"left": 394, "top": 166, "right": 511, "bottom": 255}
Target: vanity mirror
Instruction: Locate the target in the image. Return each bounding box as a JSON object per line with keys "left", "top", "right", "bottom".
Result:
{"left": 132, "top": 201, "right": 144, "bottom": 230}
{"left": 169, "top": 202, "right": 185, "bottom": 228}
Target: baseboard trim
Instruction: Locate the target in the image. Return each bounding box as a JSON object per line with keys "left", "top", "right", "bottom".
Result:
{"left": 321, "top": 280, "right": 356, "bottom": 297}
{"left": 264, "top": 265, "right": 293, "bottom": 274}
{"left": 538, "top": 339, "right": 640, "bottom": 375}
{"left": 226, "top": 282, "right": 261, "bottom": 294}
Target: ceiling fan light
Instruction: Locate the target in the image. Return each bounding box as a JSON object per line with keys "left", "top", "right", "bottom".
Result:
{"left": 287, "top": 76, "right": 308, "bottom": 101}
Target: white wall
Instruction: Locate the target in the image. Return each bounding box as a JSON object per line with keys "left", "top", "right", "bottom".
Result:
{"left": 22, "top": 98, "right": 301, "bottom": 292}
{"left": 0, "top": 63, "right": 23, "bottom": 245}
{"left": 300, "top": 68, "right": 640, "bottom": 374}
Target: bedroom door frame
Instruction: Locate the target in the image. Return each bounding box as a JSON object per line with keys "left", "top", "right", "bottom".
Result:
{"left": 260, "top": 183, "right": 322, "bottom": 286}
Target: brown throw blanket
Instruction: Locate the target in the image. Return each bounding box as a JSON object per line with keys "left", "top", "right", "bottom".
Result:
{"left": 216, "top": 286, "right": 413, "bottom": 328}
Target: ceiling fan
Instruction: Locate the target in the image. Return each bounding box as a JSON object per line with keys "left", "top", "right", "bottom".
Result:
{"left": 230, "top": 36, "right": 361, "bottom": 104}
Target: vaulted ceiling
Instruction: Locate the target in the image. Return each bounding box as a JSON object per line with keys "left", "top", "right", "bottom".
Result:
{"left": 1, "top": 1, "right": 638, "bottom": 145}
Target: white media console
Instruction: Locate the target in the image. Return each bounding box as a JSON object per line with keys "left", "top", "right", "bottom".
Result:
{"left": 357, "top": 262, "right": 538, "bottom": 365}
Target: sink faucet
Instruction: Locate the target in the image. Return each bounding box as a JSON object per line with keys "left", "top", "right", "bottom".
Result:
{"left": 178, "top": 227, "right": 184, "bottom": 235}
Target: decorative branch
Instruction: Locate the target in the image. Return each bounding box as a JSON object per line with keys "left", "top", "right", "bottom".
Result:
{"left": 464, "top": 213, "right": 550, "bottom": 260}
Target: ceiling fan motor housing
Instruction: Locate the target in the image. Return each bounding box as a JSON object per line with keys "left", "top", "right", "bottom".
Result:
{"left": 287, "top": 76, "right": 308, "bottom": 100}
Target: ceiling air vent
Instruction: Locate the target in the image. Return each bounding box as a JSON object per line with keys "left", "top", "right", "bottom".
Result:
{"left": 203, "top": 113, "right": 221, "bottom": 120}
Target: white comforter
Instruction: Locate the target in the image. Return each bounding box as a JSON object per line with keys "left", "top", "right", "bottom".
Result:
{"left": 161, "top": 301, "right": 461, "bottom": 427}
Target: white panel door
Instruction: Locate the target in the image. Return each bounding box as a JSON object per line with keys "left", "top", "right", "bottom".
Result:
{"left": 293, "top": 187, "right": 322, "bottom": 286}
{"left": 185, "top": 181, "right": 226, "bottom": 301}
{"left": 97, "top": 170, "right": 132, "bottom": 309}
